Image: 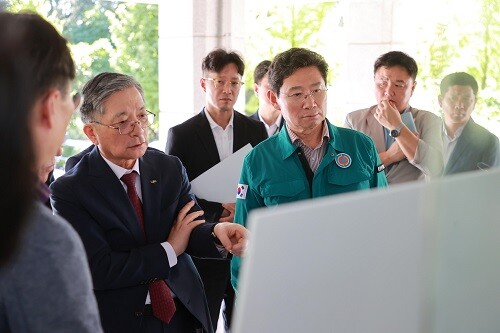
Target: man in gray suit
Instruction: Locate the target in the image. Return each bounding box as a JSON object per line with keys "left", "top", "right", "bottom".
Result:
{"left": 439, "top": 72, "right": 500, "bottom": 175}
{"left": 0, "top": 12, "right": 103, "bottom": 332}
{"left": 345, "top": 51, "right": 443, "bottom": 184}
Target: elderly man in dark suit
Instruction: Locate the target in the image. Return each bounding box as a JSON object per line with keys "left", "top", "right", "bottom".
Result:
{"left": 439, "top": 72, "right": 500, "bottom": 174}
{"left": 165, "top": 48, "right": 267, "bottom": 331}
{"left": 51, "top": 72, "right": 247, "bottom": 333}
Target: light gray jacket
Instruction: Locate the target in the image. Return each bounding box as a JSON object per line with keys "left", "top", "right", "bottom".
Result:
{"left": 345, "top": 105, "right": 443, "bottom": 184}
{"left": 0, "top": 202, "right": 102, "bottom": 332}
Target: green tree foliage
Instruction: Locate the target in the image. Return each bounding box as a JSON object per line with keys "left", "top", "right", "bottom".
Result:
{"left": 63, "top": 0, "right": 115, "bottom": 45}
{"left": 3, "top": 0, "right": 159, "bottom": 141}
{"left": 108, "top": 3, "right": 159, "bottom": 140}
{"left": 418, "top": 0, "right": 500, "bottom": 122}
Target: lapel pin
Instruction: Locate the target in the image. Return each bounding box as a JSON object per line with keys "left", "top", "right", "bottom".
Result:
{"left": 335, "top": 153, "right": 352, "bottom": 168}
{"left": 150, "top": 179, "right": 157, "bottom": 184}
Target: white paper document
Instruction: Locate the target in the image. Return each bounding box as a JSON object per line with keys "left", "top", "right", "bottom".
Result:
{"left": 190, "top": 144, "right": 252, "bottom": 203}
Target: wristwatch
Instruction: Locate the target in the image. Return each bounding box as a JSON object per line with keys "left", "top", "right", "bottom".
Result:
{"left": 389, "top": 122, "right": 405, "bottom": 138}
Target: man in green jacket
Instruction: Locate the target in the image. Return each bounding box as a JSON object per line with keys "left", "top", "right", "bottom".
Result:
{"left": 231, "top": 48, "right": 388, "bottom": 290}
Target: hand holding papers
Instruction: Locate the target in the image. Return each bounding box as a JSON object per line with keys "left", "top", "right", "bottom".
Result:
{"left": 190, "top": 144, "right": 252, "bottom": 203}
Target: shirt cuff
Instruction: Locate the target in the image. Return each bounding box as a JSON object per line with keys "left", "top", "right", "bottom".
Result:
{"left": 161, "top": 242, "right": 177, "bottom": 267}
{"left": 216, "top": 244, "right": 229, "bottom": 258}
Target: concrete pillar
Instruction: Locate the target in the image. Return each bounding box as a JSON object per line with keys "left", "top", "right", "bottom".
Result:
{"left": 343, "top": 0, "right": 432, "bottom": 116}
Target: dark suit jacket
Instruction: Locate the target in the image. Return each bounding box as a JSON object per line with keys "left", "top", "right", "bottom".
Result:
{"left": 165, "top": 109, "right": 266, "bottom": 328}
{"left": 165, "top": 109, "right": 267, "bottom": 221}
{"left": 65, "top": 145, "right": 94, "bottom": 172}
{"left": 249, "top": 109, "right": 285, "bottom": 137}
{"left": 445, "top": 118, "right": 500, "bottom": 175}
{"left": 51, "top": 147, "right": 219, "bottom": 333}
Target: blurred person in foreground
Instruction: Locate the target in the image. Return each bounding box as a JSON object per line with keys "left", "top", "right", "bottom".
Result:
{"left": 0, "top": 12, "right": 102, "bottom": 332}
{"left": 231, "top": 48, "right": 388, "bottom": 291}
{"left": 439, "top": 72, "right": 500, "bottom": 174}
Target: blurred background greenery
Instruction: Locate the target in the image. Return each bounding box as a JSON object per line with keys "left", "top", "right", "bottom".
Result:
{"left": 2, "top": 0, "right": 499, "bottom": 147}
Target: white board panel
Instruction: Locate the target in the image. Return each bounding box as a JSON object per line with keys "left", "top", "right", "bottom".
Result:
{"left": 233, "top": 169, "right": 500, "bottom": 333}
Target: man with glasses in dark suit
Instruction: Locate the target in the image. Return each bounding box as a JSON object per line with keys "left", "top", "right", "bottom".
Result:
{"left": 165, "top": 48, "right": 267, "bottom": 332}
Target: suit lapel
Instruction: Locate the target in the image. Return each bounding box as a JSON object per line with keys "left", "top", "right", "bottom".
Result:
{"left": 446, "top": 119, "right": 473, "bottom": 173}
{"left": 279, "top": 116, "right": 285, "bottom": 130}
{"left": 87, "top": 148, "right": 145, "bottom": 244}
{"left": 196, "top": 110, "right": 221, "bottom": 165}
{"left": 139, "top": 154, "right": 166, "bottom": 242}
{"left": 233, "top": 111, "right": 247, "bottom": 152}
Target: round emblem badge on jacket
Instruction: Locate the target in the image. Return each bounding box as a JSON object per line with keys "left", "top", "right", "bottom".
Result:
{"left": 335, "top": 153, "right": 352, "bottom": 168}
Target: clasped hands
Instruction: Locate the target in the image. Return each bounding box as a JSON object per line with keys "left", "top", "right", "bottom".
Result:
{"left": 167, "top": 200, "right": 247, "bottom": 257}
{"left": 374, "top": 98, "right": 402, "bottom": 131}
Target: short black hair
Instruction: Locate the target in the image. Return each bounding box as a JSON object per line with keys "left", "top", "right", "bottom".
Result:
{"left": 253, "top": 60, "right": 271, "bottom": 85}
{"left": 202, "top": 48, "right": 245, "bottom": 77}
{"left": 374, "top": 51, "right": 418, "bottom": 80}
{"left": 0, "top": 12, "right": 75, "bottom": 265}
{"left": 440, "top": 72, "right": 478, "bottom": 96}
{"left": 268, "top": 48, "right": 328, "bottom": 96}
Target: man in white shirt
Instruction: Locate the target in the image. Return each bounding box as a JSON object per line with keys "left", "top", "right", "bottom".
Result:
{"left": 165, "top": 48, "right": 267, "bottom": 331}
{"left": 249, "top": 60, "right": 284, "bottom": 136}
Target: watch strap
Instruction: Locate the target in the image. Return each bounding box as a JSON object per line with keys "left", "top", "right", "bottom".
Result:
{"left": 393, "top": 122, "right": 405, "bottom": 132}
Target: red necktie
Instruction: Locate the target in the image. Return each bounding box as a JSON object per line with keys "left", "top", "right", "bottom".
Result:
{"left": 121, "top": 172, "right": 176, "bottom": 324}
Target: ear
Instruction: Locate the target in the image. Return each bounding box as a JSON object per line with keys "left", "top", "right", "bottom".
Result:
{"left": 253, "top": 83, "right": 259, "bottom": 97}
{"left": 411, "top": 80, "right": 417, "bottom": 95}
{"left": 267, "top": 90, "right": 281, "bottom": 110}
{"left": 83, "top": 124, "right": 99, "bottom": 145}
{"left": 36, "top": 89, "right": 60, "bottom": 130}
{"left": 200, "top": 78, "right": 207, "bottom": 92}
{"left": 438, "top": 95, "right": 443, "bottom": 108}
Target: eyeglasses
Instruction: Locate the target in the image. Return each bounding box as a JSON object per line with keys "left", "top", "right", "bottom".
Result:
{"left": 443, "top": 94, "right": 475, "bottom": 106}
{"left": 92, "top": 110, "right": 155, "bottom": 135}
{"left": 375, "top": 78, "right": 408, "bottom": 89}
{"left": 204, "top": 77, "right": 244, "bottom": 90}
{"left": 280, "top": 88, "right": 328, "bottom": 104}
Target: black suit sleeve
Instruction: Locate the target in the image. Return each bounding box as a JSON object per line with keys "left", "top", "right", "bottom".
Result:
{"left": 51, "top": 153, "right": 221, "bottom": 291}
{"left": 195, "top": 198, "right": 224, "bottom": 222}
{"left": 65, "top": 145, "right": 95, "bottom": 172}
{"left": 166, "top": 126, "right": 224, "bottom": 221}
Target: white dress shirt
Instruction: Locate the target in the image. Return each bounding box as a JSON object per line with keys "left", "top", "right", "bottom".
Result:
{"left": 205, "top": 108, "right": 234, "bottom": 160}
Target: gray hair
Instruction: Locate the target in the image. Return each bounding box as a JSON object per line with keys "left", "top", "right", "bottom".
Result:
{"left": 80, "top": 72, "right": 145, "bottom": 123}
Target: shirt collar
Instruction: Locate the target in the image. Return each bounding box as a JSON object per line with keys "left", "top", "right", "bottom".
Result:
{"left": 442, "top": 122, "right": 466, "bottom": 141}
{"left": 287, "top": 120, "right": 330, "bottom": 149}
{"left": 100, "top": 152, "right": 140, "bottom": 180}
{"left": 258, "top": 111, "right": 282, "bottom": 128}
{"left": 205, "top": 108, "right": 234, "bottom": 130}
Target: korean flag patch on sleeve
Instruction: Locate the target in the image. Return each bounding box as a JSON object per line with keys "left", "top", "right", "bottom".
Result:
{"left": 236, "top": 184, "right": 248, "bottom": 200}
